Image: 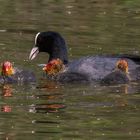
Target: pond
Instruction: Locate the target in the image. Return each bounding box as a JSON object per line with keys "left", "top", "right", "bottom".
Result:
{"left": 0, "top": 0, "right": 140, "bottom": 139}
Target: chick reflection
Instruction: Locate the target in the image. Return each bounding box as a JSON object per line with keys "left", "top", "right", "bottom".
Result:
{"left": 115, "top": 83, "right": 139, "bottom": 94}
{"left": 30, "top": 103, "right": 66, "bottom": 113}
{"left": 29, "top": 81, "right": 66, "bottom": 113}
{"left": 0, "top": 84, "right": 13, "bottom": 113}
{"left": 1, "top": 84, "right": 13, "bottom": 97}
{"left": 36, "top": 79, "right": 61, "bottom": 91}
{"left": 1, "top": 105, "right": 12, "bottom": 112}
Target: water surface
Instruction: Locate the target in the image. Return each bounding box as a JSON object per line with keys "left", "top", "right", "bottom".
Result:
{"left": 0, "top": 0, "right": 140, "bottom": 139}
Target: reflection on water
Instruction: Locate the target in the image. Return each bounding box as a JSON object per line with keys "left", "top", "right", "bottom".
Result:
{"left": 2, "top": 84, "right": 13, "bottom": 97}
{"left": 0, "top": 82, "right": 64, "bottom": 139}
{"left": 29, "top": 81, "right": 66, "bottom": 113}
{"left": 29, "top": 103, "right": 66, "bottom": 113}
{"left": 0, "top": 0, "right": 140, "bottom": 139}
{"left": 0, "top": 82, "right": 140, "bottom": 140}
{"left": 1, "top": 85, "right": 13, "bottom": 113}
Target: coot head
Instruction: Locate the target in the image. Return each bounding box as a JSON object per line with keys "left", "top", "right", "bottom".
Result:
{"left": 29, "top": 31, "right": 68, "bottom": 64}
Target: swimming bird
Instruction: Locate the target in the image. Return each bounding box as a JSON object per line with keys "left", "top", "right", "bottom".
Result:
{"left": 0, "top": 61, "right": 36, "bottom": 84}
{"left": 101, "top": 60, "right": 130, "bottom": 85}
{"left": 29, "top": 31, "right": 140, "bottom": 83}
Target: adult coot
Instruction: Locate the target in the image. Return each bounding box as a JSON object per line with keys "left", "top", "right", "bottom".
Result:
{"left": 29, "top": 31, "right": 140, "bottom": 83}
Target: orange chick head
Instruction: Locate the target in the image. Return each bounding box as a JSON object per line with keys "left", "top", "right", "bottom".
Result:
{"left": 116, "top": 59, "right": 128, "bottom": 73}
{"left": 43, "top": 59, "right": 64, "bottom": 75}
{"left": 1, "top": 61, "right": 15, "bottom": 76}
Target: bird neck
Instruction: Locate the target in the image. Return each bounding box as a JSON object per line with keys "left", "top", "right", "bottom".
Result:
{"left": 48, "top": 47, "right": 68, "bottom": 65}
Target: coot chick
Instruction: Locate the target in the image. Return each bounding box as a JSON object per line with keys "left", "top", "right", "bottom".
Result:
{"left": 101, "top": 60, "right": 130, "bottom": 85}
{"left": 0, "top": 61, "right": 36, "bottom": 84}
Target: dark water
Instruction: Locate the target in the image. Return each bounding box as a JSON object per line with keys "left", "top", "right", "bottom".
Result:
{"left": 0, "top": 0, "right": 140, "bottom": 139}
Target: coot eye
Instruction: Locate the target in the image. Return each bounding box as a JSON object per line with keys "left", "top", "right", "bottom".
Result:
{"left": 36, "top": 36, "right": 42, "bottom": 45}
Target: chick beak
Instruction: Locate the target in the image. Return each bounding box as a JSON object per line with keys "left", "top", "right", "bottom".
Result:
{"left": 5, "top": 68, "right": 9, "bottom": 73}
{"left": 29, "top": 47, "right": 39, "bottom": 60}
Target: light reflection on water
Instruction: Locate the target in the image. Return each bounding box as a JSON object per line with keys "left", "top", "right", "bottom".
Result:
{"left": 0, "top": 0, "right": 140, "bottom": 139}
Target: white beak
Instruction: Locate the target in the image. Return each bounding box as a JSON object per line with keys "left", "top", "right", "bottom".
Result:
{"left": 29, "top": 47, "right": 39, "bottom": 60}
